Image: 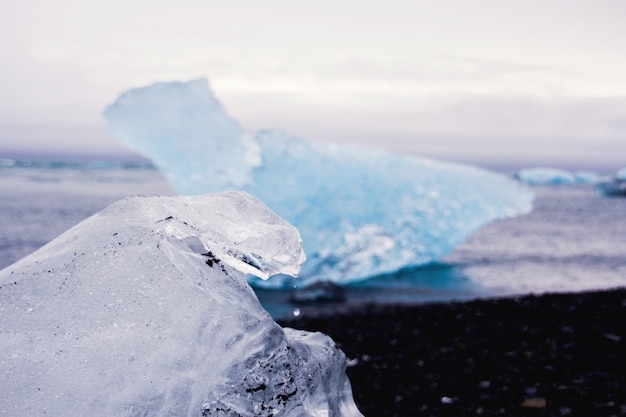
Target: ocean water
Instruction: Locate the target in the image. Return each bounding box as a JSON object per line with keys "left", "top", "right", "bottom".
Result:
{"left": 0, "top": 159, "right": 175, "bottom": 269}
{"left": 1, "top": 159, "right": 625, "bottom": 318}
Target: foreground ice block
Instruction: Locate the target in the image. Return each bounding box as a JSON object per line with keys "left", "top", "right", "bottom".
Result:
{"left": 0, "top": 191, "right": 362, "bottom": 417}
{"left": 104, "top": 79, "right": 533, "bottom": 286}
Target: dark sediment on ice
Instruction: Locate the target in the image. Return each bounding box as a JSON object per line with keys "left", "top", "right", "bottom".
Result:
{"left": 279, "top": 288, "right": 626, "bottom": 417}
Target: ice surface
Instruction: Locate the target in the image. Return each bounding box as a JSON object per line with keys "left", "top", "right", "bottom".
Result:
{"left": 595, "top": 167, "right": 626, "bottom": 197}
{"left": 516, "top": 167, "right": 576, "bottom": 185}
{"left": 573, "top": 170, "right": 600, "bottom": 184}
{"left": 516, "top": 167, "right": 598, "bottom": 186}
{"left": 0, "top": 191, "right": 362, "bottom": 417}
{"left": 104, "top": 79, "right": 533, "bottom": 287}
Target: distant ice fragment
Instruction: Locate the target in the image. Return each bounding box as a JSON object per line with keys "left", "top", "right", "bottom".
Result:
{"left": 0, "top": 191, "right": 362, "bottom": 417}
{"left": 104, "top": 79, "right": 533, "bottom": 286}
{"left": 516, "top": 167, "right": 576, "bottom": 185}
{"left": 289, "top": 281, "right": 347, "bottom": 304}
{"left": 595, "top": 167, "right": 626, "bottom": 197}
{"left": 573, "top": 170, "right": 600, "bottom": 184}
{"left": 515, "top": 167, "right": 599, "bottom": 186}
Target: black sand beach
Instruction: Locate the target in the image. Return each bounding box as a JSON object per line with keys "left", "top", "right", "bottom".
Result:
{"left": 280, "top": 288, "right": 626, "bottom": 417}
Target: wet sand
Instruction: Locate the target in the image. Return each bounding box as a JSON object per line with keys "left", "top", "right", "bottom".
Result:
{"left": 280, "top": 288, "right": 626, "bottom": 417}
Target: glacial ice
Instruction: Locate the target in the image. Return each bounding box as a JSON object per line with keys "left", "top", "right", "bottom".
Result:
{"left": 104, "top": 79, "right": 533, "bottom": 287}
{"left": 595, "top": 167, "right": 626, "bottom": 197}
{"left": 515, "top": 167, "right": 598, "bottom": 186}
{"left": 0, "top": 191, "right": 362, "bottom": 417}
{"left": 516, "top": 167, "right": 575, "bottom": 185}
{"left": 573, "top": 170, "right": 600, "bottom": 184}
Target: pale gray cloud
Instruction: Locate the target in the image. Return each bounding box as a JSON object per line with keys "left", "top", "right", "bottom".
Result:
{"left": 0, "top": 0, "right": 625, "bottom": 171}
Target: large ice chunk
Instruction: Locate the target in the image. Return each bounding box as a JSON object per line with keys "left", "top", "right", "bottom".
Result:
{"left": 104, "top": 79, "right": 533, "bottom": 287}
{"left": 0, "top": 191, "right": 362, "bottom": 417}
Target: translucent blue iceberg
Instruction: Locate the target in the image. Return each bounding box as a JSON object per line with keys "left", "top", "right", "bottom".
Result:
{"left": 104, "top": 79, "right": 533, "bottom": 287}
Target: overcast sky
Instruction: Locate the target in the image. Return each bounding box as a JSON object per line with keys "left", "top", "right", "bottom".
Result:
{"left": 1, "top": 0, "right": 625, "bottom": 170}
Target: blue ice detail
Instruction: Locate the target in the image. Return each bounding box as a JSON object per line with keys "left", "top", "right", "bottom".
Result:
{"left": 595, "top": 167, "right": 626, "bottom": 197}
{"left": 104, "top": 79, "right": 533, "bottom": 287}
{"left": 516, "top": 167, "right": 598, "bottom": 185}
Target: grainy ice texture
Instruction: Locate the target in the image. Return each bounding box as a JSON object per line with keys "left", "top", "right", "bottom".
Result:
{"left": 0, "top": 191, "right": 362, "bottom": 417}
{"left": 282, "top": 289, "right": 626, "bottom": 417}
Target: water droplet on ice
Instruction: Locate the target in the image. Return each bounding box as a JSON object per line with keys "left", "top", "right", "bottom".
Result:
{"left": 293, "top": 308, "right": 301, "bottom": 317}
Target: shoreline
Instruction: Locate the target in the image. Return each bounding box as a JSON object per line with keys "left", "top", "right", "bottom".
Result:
{"left": 280, "top": 288, "right": 626, "bottom": 416}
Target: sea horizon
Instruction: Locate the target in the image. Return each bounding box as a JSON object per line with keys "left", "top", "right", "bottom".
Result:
{"left": 1, "top": 147, "right": 623, "bottom": 176}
